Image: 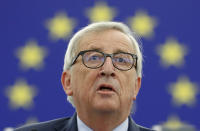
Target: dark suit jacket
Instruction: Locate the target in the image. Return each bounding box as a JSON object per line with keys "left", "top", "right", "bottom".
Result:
{"left": 14, "top": 114, "right": 154, "bottom": 131}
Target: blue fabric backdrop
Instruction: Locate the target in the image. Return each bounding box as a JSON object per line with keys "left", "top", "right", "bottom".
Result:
{"left": 0, "top": 0, "right": 199, "bottom": 130}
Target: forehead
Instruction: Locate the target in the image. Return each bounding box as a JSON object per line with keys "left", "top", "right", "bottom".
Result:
{"left": 77, "top": 29, "right": 135, "bottom": 53}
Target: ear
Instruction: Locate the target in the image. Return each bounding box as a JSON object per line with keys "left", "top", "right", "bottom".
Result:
{"left": 61, "top": 70, "right": 73, "bottom": 96}
{"left": 133, "top": 77, "right": 141, "bottom": 101}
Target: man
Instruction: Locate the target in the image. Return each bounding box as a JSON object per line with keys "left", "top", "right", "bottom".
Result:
{"left": 15, "top": 22, "right": 154, "bottom": 131}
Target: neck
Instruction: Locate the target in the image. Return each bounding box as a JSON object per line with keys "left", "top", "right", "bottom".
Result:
{"left": 77, "top": 110, "right": 129, "bottom": 131}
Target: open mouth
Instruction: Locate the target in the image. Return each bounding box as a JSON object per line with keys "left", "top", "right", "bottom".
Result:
{"left": 99, "top": 86, "right": 114, "bottom": 91}
{"left": 97, "top": 84, "right": 115, "bottom": 92}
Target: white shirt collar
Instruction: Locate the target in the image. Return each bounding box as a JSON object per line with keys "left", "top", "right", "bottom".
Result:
{"left": 113, "top": 117, "right": 128, "bottom": 131}
{"left": 77, "top": 115, "right": 128, "bottom": 131}
{"left": 77, "top": 115, "right": 93, "bottom": 131}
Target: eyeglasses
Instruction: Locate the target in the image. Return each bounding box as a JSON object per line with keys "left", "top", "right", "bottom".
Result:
{"left": 71, "top": 50, "right": 137, "bottom": 71}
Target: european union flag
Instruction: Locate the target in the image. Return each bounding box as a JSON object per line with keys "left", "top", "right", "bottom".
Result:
{"left": 0, "top": 0, "right": 199, "bottom": 130}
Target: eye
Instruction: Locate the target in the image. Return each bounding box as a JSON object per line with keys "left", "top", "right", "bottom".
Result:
{"left": 89, "top": 55, "right": 100, "bottom": 61}
{"left": 115, "top": 57, "right": 129, "bottom": 63}
{"left": 84, "top": 52, "right": 104, "bottom": 62}
{"left": 113, "top": 53, "right": 133, "bottom": 66}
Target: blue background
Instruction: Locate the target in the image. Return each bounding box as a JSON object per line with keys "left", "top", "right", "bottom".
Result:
{"left": 0, "top": 0, "right": 200, "bottom": 130}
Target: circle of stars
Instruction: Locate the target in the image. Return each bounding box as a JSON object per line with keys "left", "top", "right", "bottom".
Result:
{"left": 2, "top": 1, "right": 199, "bottom": 129}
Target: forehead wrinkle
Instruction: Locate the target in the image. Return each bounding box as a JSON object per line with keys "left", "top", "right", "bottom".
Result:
{"left": 83, "top": 42, "right": 134, "bottom": 54}
{"left": 78, "top": 30, "right": 136, "bottom": 54}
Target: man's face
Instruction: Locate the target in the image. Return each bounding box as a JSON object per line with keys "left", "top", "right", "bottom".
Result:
{"left": 62, "top": 29, "right": 141, "bottom": 116}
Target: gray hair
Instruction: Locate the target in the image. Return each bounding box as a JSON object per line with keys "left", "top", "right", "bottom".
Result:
{"left": 63, "top": 21, "right": 143, "bottom": 107}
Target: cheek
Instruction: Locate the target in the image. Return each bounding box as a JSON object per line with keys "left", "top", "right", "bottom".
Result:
{"left": 120, "top": 73, "right": 135, "bottom": 98}
{"left": 71, "top": 66, "right": 98, "bottom": 98}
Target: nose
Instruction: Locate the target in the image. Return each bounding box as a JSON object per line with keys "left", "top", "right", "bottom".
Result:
{"left": 99, "top": 57, "right": 116, "bottom": 77}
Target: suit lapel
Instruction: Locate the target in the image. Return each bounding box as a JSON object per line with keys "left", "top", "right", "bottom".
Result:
{"left": 54, "top": 113, "right": 78, "bottom": 131}
{"left": 54, "top": 114, "right": 140, "bottom": 131}
{"left": 128, "top": 116, "right": 140, "bottom": 131}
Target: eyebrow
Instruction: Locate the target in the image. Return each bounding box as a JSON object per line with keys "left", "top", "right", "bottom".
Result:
{"left": 88, "top": 47, "right": 131, "bottom": 54}
{"left": 114, "top": 49, "right": 130, "bottom": 53}
{"left": 89, "top": 47, "right": 102, "bottom": 51}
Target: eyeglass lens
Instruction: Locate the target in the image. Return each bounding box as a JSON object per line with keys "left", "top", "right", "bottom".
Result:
{"left": 82, "top": 51, "right": 135, "bottom": 70}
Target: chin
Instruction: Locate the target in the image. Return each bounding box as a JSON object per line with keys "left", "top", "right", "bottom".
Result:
{"left": 93, "top": 101, "right": 119, "bottom": 113}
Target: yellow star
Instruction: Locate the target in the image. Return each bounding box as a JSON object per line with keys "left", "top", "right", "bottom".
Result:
{"left": 157, "top": 38, "right": 187, "bottom": 67}
{"left": 16, "top": 40, "right": 47, "bottom": 70}
{"left": 26, "top": 117, "right": 38, "bottom": 125}
{"left": 15, "top": 117, "right": 38, "bottom": 128}
{"left": 128, "top": 10, "right": 157, "bottom": 38}
{"left": 163, "top": 115, "right": 186, "bottom": 129}
{"left": 169, "top": 76, "right": 198, "bottom": 106}
{"left": 46, "top": 12, "right": 75, "bottom": 40}
{"left": 5, "top": 79, "right": 37, "bottom": 109}
{"left": 86, "top": 2, "right": 116, "bottom": 22}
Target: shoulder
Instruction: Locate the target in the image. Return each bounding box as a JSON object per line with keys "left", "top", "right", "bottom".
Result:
{"left": 128, "top": 116, "right": 155, "bottom": 131}
{"left": 14, "top": 117, "right": 71, "bottom": 131}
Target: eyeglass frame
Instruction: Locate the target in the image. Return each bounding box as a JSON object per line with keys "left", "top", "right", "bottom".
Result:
{"left": 71, "top": 49, "right": 138, "bottom": 71}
